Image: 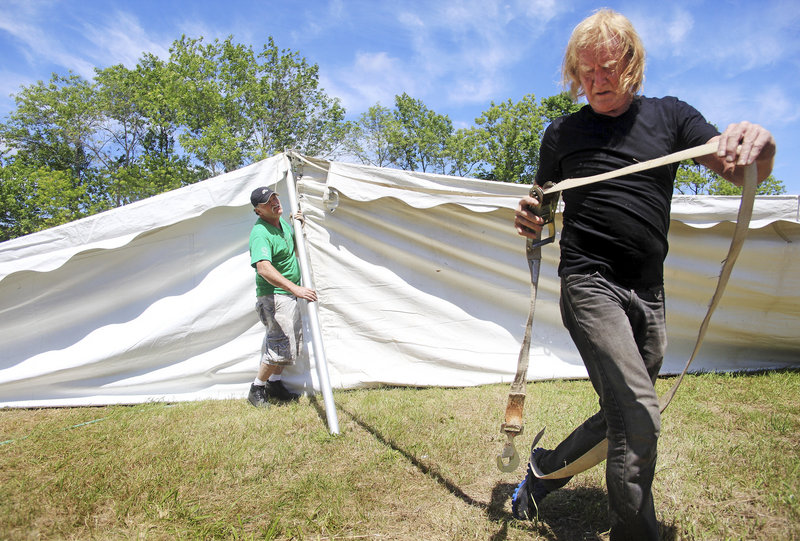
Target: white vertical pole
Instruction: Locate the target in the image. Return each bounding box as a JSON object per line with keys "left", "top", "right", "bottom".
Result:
{"left": 282, "top": 155, "right": 340, "bottom": 435}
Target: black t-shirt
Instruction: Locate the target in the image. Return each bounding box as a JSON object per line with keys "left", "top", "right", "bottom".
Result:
{"left": 535, "top": 96, "right": 719, "bottom": 288}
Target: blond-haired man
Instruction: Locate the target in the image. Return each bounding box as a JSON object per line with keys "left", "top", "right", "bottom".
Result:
{"left": 512, "top": 9, "right": 775, "bottom": 539}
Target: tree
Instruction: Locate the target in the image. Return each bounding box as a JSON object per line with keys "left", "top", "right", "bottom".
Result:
{"left": 169, "top": 35, "right": 349, "bottom": 175}
{"left": 0, "top": 73, "right": 103, "bottom": 215}
{"left": 539, "top": 92, "right": 583, "bottom": 124}
{"left": 0, "top": 34, "right": 351, "bottom": 240}
{"left": 445, "top": 127, "right": 484, "bottom": 177}
{"left": 168, "top": 36, "right": 253, "bottom": 175}
{"left": 675, "top": 159, "right": 786, "bottom": 195}
{"left": 674, "top": 159, "right": 717, "bottom": 195}
{"left": 253, "top": 38, "right": 349, "bottom": 161}
{"left": 347, "top": 104, "right": 397, "bottom": 167}
{"left": 91, "top": 57, "right": 208, "bottom": 206}
{"left": 708, "top": 174, "right": 786, "bottom": 195}
{"left": 348, "top": 92, "right": 581, "bottom": 180}
{"left": 474, "top": 94, "right": 544, "bottom": 183}
{"left": 388, "top": 93, "right": 453, "bottom": 173}
{"left": 93, "top": 64, "right": 146, "bottom": 173}
{"left": 130, "top": 54, "right": 209, "bottom": 197}
{"left": 0, "top": 154, "right": 84, "bottom": 241}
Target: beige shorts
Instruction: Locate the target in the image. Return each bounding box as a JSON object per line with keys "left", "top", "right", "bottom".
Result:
{"left": 255, "top": 294, "right": 302, "bottom": 366}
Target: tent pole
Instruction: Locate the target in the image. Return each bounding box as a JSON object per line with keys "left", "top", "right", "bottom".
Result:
{"left": 282, "top": 155, "right": 340, "bottom": 435}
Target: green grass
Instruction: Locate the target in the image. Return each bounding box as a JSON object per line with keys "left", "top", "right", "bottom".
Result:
{"left": 1, "top": 370, "right": 798, "bottom": 540}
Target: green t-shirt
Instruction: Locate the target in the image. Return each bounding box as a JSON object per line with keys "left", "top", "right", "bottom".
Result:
{"left": 249, "top": 217, "right": 301, "bottom": 296}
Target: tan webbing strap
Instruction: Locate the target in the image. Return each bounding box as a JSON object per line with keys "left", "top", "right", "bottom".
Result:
{"left": 658, "top": 160, "right": 758, "bottom": 412}
{"left": 505, "top": 144, "right": 758, "bottom": 479}
{"left": 497, "top": 236, "right": 544, "bottom": 472}
{"left": 498, "top": 183, "right": 562, "bottom": 472}
{"left": 543, "top": 142, "right": 718, "bottom": 194}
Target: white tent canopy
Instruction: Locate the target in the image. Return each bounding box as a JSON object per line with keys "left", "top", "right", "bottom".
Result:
{"left": 1, "top": 153, "right": 798, "bottom": 407}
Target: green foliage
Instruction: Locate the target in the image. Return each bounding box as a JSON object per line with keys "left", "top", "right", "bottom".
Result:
{"left": 168, "top": 35, "right": 349, "bottom": 175}
{"left": 349, "top": 100, "right": 483, "bottom": 177}
{"left": 347, "top": 104, "right": 396, "bottom": 167}
{"left": 169, "top": 35, "right": 255, "bottom": 174}
{"left": 93, "top": 58, "right": 202, "bottom": 207}
{"left": 106, "top": 155, "right": 207, "bottom": 205}
{"left": 389, "top": 93, "right": 454, "bottom": 174}
{"left": 539, "top": 92, "right": 583, "bottom": 123}
{"left": 708, "top": 174, "right": 786, "bottom": 195}
{"left": 348, "top": 92, "right": 579, "bottom": 182}
{"left": 0, "top": 34, "right": 349, "bottom": 240}
{"left": 474, "top": 94, "right": 544, "bottom": 183}
{"left": 446, "top": 127, "right": 484, "bottom": 177}
{"left": 675, "top": 159, "right": 786, "bottom": 195}
{"left": 675, "top": 159, "right": 718, "bottom": 195}
{"left": 1, "top": 73, "right": 100, "bottom": 182}
{"left": 254, "top": 37, "right": 349, "bottom": 160}
{"left": 0, "top": 156, "right": 85, "bottom": 241}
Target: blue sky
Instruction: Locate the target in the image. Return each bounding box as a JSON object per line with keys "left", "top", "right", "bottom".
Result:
{"left": 1, "top": 0, "right": 798, "bottom": 193}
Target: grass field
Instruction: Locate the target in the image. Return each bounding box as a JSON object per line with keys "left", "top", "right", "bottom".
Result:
{"left": 1, "top": 370, "right": 798, "bottom": 540}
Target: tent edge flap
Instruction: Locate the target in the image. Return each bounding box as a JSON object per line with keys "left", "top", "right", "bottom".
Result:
{"left": 318, "top": 155, "right": 799, "bottom": 226}
{"left": 0, "top": 155, "right": 288, "bottom": 283}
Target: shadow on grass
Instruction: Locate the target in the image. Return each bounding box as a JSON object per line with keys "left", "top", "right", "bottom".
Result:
{"left": 312, "top": 397, "right": 680, "bottom": 540}
{"left": 331, "top": 401, "right": 492, "bottom": 511}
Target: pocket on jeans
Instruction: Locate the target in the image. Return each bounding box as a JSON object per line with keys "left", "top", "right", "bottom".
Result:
{"left": 563, "top": 271, "right": 601, "bottom": 287}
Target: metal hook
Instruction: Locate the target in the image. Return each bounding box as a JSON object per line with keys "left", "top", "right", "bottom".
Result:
{"left": 496, "top": 434, "right": 520, "bottom": 472}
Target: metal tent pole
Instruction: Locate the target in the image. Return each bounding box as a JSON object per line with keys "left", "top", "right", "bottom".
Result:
{"left": 282, "top": 154, "right": 340, "bottom": 435}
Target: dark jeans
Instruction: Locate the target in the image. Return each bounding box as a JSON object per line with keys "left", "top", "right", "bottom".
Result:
{"left": 538, "top": 272, "right": 666, "bottom": 541}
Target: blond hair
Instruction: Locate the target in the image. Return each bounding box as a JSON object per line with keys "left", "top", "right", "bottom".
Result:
{"left": 562, "top": 9, "right": 646, "bottom": 100}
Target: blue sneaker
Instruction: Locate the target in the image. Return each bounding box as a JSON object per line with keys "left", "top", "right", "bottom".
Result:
{"left": 511, "top": 447, "right": 551, "bottom": 520}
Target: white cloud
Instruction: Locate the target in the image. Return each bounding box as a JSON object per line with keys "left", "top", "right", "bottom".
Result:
{"left": 289, "top": 0, "right": 355, "bottom": 45}
{"left": 672, "top": 81, "right": 797, "bottom": 134}
{"left": 80, "top": 11, "right": 171, "bottom": 68}
{"left": 301, "top": 0, "right": 572, "bottom": 115}
{"left": 746, "top": 85, "right": 800, "bottom": 126}
{"left": 0, "top": 3, "right": 172, "bottom": 80}
{"left": 628, "top": 6, "right": 695, "bottom": 59}
{"left": 383, "top": 1, "right": 556, "bottom": 104}
{"left": 518, "top": 0, "right": 560, "bottom": 21}
{"left": 0, "top": 2, "right": 96, "bottom": 78}
{"left": 446, "top": 76, "right": 505, "bottom": 106}
{"left": 322, "top": 51, "right": 424, "bottom": 114}
{"left": 665, "top": 9, "right": 693, "bottom": 49}
{"left": 635, "top": 1, "right": 799, "bottom": 75}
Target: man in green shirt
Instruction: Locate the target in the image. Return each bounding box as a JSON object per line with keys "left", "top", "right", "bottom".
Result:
{"left": 247, "top": 186, "right": 317, "bottom": 406}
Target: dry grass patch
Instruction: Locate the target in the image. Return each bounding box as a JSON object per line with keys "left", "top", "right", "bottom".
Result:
{"left": 1, "top": 370, "right": 798, "bottom": 540}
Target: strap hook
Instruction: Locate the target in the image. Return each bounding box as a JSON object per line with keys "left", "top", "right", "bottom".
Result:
{"left": 496, "top": 432, "right": 521, "bottom": 472}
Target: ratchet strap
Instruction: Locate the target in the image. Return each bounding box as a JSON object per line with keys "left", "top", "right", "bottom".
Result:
{"left": 498, "top": 142, "right": 758, "bottom": 479}
{"left": 497, "top": 183, "right": 560, "bottom": 472}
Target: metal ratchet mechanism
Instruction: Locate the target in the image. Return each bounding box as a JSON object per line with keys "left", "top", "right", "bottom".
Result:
{"left": 528, "top": 182, "right": 559, "bottom": 249}
{"left": 497, "top": 182, "right": 560, "bottom": 472}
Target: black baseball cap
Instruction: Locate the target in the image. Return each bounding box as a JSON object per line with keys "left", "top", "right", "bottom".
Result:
{"left": 250, "top": 186, "right": 277, "bottom": 207}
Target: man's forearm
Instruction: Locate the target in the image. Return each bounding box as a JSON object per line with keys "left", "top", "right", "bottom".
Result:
{"left": 256, "top": 260, "right": 300, "bottom": 294}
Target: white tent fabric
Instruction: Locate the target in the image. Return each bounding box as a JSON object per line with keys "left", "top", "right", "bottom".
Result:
{"left": 1, "top": 153, "right": 798, "bottom": 407}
